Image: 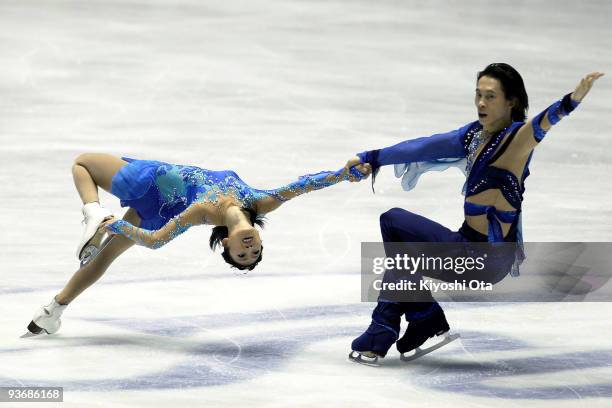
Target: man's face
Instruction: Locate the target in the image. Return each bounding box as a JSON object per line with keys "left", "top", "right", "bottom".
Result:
{"left": 475, "top": 75, "right": 514, "bottom": 129}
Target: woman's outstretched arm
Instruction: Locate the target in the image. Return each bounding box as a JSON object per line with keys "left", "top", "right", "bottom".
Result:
{"left": 512, "top": 72, "right": 605, "bottom": 155}
{"left": 101, "top": 202, "right": 209, "bottom": 249}
{"left": 254, "top": 164, "right": 371, "bottom": 214}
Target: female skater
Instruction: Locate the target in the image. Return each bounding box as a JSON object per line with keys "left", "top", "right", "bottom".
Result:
{"left": 24, "top": 155, "right": 371, "bottom": 336}
{"left": 347, "top": 64, "right": 604, "bottom": 364}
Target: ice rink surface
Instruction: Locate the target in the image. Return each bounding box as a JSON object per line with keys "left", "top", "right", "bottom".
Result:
{"left": 1, "top": 0, "right": 612, "bottom": 406}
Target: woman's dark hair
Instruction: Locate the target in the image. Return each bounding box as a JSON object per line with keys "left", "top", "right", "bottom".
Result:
{"left": 209, "top": 207, "right": 266, "bottom": 271}
{"left": 477, "top": 63, "right": 529, "bottom": 122}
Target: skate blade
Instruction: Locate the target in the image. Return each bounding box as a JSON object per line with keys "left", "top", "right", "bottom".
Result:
{"left": 348, "top": 351, "right": 380, "bottom": 367}
{"left": 21, "top": 321, "right": 46, "bottom": 338}
{"left": 400, "top": 333, "right": 461, "bottom": 362}
{"left": 20, "top": 331, "right": 42, "bottom": 338}
{"left": 78, "top": 220, "right": 110, "bottom": 261}
{"left": 79, "top": 235, "right": 116, "bottom": 267}
{"left": 79, "top": 245, "right": 99, "bottom": 267}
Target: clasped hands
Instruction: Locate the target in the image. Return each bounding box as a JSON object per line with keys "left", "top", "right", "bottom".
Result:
{"left": 342, "top": 156, "right": 372, "bottom": 183}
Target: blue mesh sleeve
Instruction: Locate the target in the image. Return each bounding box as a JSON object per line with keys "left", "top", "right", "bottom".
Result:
{"left": 108, "top": 218, "right": 193, "bottom": 249}
{"left": 264, "top": 166, "right": 369, "bottom": 202}
{"left": 106, "top": 202, "right": 203, "bottom": 249}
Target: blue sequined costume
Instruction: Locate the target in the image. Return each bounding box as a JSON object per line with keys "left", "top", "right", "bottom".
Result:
{"left": 351, "top": 93, "right": 580, "bottom": 357}
{"left": 108, "top": 157, "right": 366, "bottom": 249}
{"left": 358, "top": 93, "right": 580, "bottom": 274}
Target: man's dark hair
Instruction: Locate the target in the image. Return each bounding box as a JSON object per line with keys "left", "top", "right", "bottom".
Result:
{"left": 478, "top": 63, "right": 529, "bottom": 122}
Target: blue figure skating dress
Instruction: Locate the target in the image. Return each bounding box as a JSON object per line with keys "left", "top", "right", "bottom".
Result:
{"left": 108, "top": 157, "right": 367, "bottom": 248}
{"left": 110, "top": 158, "right": 274, "bottom": 231}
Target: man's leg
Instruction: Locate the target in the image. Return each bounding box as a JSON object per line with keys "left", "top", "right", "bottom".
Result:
{"left": 377, "top": 208, "right": 459, "bottom": 354}
{"left": 351, "top": 207, "right": 459, "bottom": 358}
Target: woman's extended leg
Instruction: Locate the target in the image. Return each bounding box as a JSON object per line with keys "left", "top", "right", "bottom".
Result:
{"left": 26, "top": 208, "right": 141, "bottom": 335}
{"left": 57, "top": 208, "right": 140, "bottom": 304}
{"left": 72, "top": 153, "right": 129, "bottom": 204}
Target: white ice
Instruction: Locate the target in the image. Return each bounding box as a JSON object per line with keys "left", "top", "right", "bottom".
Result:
{"left": 1, "top": 0, "right": 612, "bottom": 407}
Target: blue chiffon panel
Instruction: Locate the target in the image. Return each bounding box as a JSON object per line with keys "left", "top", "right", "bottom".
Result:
{"left": 381, "top": 123, "right": 476, "bottom": 194}
{"left": 111, "top": 157, "right": 161, "bottom": 201}
{"left": 110, "top": 157, "right": 170, "bottom": 230}
{"left": 394, "top": 158, "right": 468, "bottom": 192}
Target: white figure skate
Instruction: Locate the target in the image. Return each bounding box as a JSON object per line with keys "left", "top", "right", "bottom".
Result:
{"left": 21, "top": 298, "right": 67, "bottom": 338}
{"left": 77, "top": 202, "right": 113, "bottom": 265}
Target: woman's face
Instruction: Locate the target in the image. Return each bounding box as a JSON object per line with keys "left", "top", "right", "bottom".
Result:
{"left": 475, "top": 76, "right": 514, "bottom": 130}
{"left": 222, "top": 226, "right": 262, "bottom": 266}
